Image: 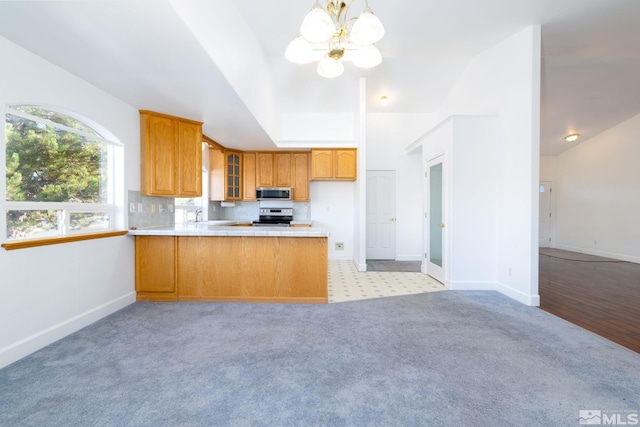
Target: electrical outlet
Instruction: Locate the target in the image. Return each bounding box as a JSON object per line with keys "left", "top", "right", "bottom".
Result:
{"left": 335, "top": 242, "right": 344, "bottom": 250}
{"left": 129, "top": 203, "right": 135, "bottom": 213}
{"left": 137, "top": 203, "right": 143, "bottom": 212}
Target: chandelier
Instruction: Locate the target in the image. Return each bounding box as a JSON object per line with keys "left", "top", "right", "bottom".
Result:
{"left": 285, "top": 0, "right": 385, "bottom": 78}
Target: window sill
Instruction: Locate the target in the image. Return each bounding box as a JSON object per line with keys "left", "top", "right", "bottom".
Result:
{"left": 1, "top": 230, "right": 129, "bottom": 251}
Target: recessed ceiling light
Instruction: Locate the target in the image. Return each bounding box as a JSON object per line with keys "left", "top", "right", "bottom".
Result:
{"left": 564, "top": 133, "right": 579, "bottom": 142}
{"left": 380, "top": 96, "right": 388, "bottom": 106}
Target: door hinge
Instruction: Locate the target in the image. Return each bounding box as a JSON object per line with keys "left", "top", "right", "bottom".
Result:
{"left": 424, "top": 212, "right": 427, "bottom": 219}
{"left": 424, "top": 252, "right": 427, "bottom": 259}
{"left": 549, "top": 213, "right": 551, "bottom": 217}
{"left": 424, "top": 171, "right": 428, "bottom": 178}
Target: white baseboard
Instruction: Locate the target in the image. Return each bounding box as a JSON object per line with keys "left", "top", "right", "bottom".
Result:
{"left": 447, "top": 280, "right": 496, "bottom": 291}
{"left": 351, "top": 257, "right": 367, "bottom": 272}
{"left": 495, "top": 282, "right": 540, "bottom": 306}
{"left": 554, "top": 244, "right": 640, "bottom": 264}
{"left": 448, "top": 280, "right": 540, "bottom": 307}
{"left": 0, "top": 292, "right": 136, "bottom": 369}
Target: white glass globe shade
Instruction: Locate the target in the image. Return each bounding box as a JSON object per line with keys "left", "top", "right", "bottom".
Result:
{"left": 317, "top": 56, "right": 344, "bottom": 78}
{"left": 300, "top": 6, "right": 336, "bottom": 43}
{"left": 352, "top": 44, "right": 382, "bottom": 69}
{"left": 350, "top": 9, "right": 385, "bottom": 45}
{"left": 285, "top": 36, "right": 313, "bottom": 64}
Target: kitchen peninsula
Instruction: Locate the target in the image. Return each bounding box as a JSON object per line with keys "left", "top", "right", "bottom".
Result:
{"left": 128, "top": 224, "right": 328, "bottom": 304}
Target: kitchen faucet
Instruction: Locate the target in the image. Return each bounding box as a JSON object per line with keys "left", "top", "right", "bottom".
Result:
{"left": 195, "top": 209, "right": 203, "bottom": 223}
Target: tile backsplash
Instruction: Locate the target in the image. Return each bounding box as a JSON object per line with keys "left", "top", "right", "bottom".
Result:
{"left": 209, "top": 200, "right": 311, "bottom": 221}
{"left": 128, "top": 190, "right": 175, "bottom": 229}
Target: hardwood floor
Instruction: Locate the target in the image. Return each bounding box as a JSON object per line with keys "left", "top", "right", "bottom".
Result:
{"left": 539, "top": 248, "right": 640, "bottom": 353}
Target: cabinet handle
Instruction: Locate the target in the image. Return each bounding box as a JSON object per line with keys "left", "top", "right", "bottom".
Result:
{"left": 389, "top": 217, "right": 396, "bottom": 222}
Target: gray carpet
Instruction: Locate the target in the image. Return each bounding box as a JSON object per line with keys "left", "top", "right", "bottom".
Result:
{"left": 1, "top": 291, "right": 639, "bottom": 426}
{"left": 366, "top": 260, "right": 422, "bottom": 272}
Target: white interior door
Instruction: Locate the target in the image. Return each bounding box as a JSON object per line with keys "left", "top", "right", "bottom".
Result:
{"left": 366, "top": 170, "right": 396, "bottom": 260}
{"left": 539, "top": 181, "right": 552, "bottom": 248}
{"left": 426, "top": 157, "right": 445, "bottom": 283}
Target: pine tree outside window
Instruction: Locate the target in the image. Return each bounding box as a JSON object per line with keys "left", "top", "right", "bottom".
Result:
{"left": 5, "top": 105, "right": 119, "bottom": 241}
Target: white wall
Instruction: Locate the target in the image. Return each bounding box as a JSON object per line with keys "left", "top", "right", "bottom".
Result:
{"left": 0, "top": 36, "right": 139, "bottom": 368}
{"left": 554, "top": 113, "right": 640, "bottom": 262}
{"left": 420, "top": 116, "right": 498, "bottom": 288}
{"left": 540, "top": 156, "right": 558, "bottom": 182}
{"left": 310, "top": 181, "right": 356, "bottom": 260}
{"left": 367, "top": 113, "right": 436, "bottom": 261}
{"left": 422, "top": 26, "right": 541, "bottom": 305}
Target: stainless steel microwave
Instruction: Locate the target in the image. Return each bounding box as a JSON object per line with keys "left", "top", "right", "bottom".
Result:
{"left": 256, "top": 187, "right": 292, "bottom": 201}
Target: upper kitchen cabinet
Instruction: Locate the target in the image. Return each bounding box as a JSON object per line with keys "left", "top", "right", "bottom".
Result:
{"left": 256, "top": 152, "right": 274, "bottom": 187}
{"left": 256, "top": 152, "right": 292, "bottom": 188}
{"left": 140, "top": 111, "right": 203, "bottom": 197}
{"left": 291, "top": 152, "right": 310, "bottom": 201}
{"left": 210, "top": 149, "right": 242, "bottom": 201}
{"left": 243, "top": 152, "right": 257, "bottom": 201}
{"left": 311, "top": 148, "right": 357, "bottom": 181}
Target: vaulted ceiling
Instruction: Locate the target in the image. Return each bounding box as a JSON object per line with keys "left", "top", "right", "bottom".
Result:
{"left": 0, "top": 0, "right": 639, "bottom": 155}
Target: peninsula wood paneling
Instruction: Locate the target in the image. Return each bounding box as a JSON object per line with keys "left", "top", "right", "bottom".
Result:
{"left": 135, "top": 236, "right": 178, "bottom": 301}
{"left": 177, "top": 237, "right": 243, "bottom": 297}
{"left": 172, "top": 236, "right": 328, "bottom": 303}
{"left": 276, "top": 237, "right": 328, "bottom": 298}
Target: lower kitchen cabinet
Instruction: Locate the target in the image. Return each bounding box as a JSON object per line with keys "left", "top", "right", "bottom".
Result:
{"left": 135, "top": 236, "right": 178, "bottom": 301}
{"left": 134, "top": 235, "right": 328, "bottom": 303}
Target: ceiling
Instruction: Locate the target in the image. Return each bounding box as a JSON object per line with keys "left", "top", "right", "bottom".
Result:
{"left": 0, "top": 0, "right": 639, "bottom": 155}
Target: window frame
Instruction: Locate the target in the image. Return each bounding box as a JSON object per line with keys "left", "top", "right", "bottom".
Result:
{"left": 4, "top": 105, "right": 122, "bottom": 244}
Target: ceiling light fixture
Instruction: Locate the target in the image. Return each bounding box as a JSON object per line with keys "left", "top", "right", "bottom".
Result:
{"left": 380, "top": 95, "right": 388, "bottom": 106}
{"left": 564, "top": 133, "right": 580, "bottom": 142}
{"left": 285, "top": 0, "right": 384, "bottom": 78}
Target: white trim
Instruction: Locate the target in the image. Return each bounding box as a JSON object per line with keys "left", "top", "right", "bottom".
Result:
{"left": 396, "top": 254, "right": 422, "bottom": 261}
{"left": 6, "top": 107, "right": 122, "bottom": 147}
{"left": 554, "top": 244, "right": 640, "bottom": 264}
{"left": 495, "top": 281, "right": 540, "bottom": 306}
{"left": 0, "top": 292, "right": 136, "bottom": 369}
{"left": 351, "top": 256, "right": 367, "bottom": 272}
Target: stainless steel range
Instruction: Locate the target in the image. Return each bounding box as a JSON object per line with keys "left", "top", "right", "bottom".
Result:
{"left": 252, "top": 208, "right": 293, "bottom": 227}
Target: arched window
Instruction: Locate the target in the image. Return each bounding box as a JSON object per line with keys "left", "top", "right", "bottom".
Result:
{"left": 5, "top": 105, "right": 120, "bottom": 241}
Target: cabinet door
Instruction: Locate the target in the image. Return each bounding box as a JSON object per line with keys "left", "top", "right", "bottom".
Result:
{"left": 177, "top": 121, "right": 202, "bottom": 197}
{"left": 135, "top": 236, "right": 177, "bottom": 301}
{"left": 142, "top": 114, "right": 177, "bottom": 195}
{"left": 243, "top": 153, "right": 257, "bottom": 200}
{"left": 256, "top": 152, "right": 274, "bottom": 187}
{"left": 275, "top": 153, "right": 291, "bottom": 187}
{"left": 209, "top": 148, "right": 224, "bottom": 201}
{"left": 311, "top": 149, "right": 333, "bottom": 180}
{"left": 292, "top": 152, "right": 310, "bottom": 201}
{"left": 335, "top": 149, "right": 357, "bottom": 180}
{"left": 226, "top": 152, "right": 242, "bottom": 200}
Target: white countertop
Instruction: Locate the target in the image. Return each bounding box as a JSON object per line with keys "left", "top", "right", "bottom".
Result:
{"left": 127, "top": 222, "right": 327, "bottom": 237}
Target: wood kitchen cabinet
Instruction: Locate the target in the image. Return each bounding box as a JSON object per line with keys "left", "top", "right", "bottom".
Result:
{"left": 210, "top": 149, "right": 242, "bottom": 201}
{"left": 256, "top": 152, "right": 274, "bottom": 187}
{"left": 243, "top": 152, "right": 257, "bottom": 200}
{"left": 311, "top": 148, "right": 357, "bottom": 181}
{"left": 140, "top": 111, "right": 203, "bottom": 197}
{"left": 256, "top": 152, "right": 293, "bottom": 188}
{"left": 274, "top": 153, "right": 292, "bottom": 187}
{"left": 291, "top": 152, "right": 310, "bottom": 201}
{"left": 135, "top": 236, "right": 177, "bottom": 301}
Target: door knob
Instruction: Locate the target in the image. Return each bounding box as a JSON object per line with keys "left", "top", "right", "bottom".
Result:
{"left": 389, "top": 217, "right": 396, "bottom": 222}
{"left": 439, "top": 223, "right": 445, "bottom": 228}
